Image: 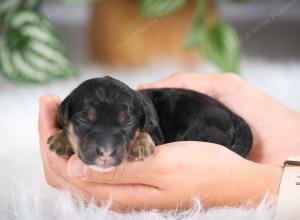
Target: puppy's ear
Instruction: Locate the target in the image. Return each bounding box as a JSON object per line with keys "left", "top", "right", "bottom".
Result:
{"left": 139, "top": 105, "right": 148, "bottom": 130}
{"left": 133, "top": 95, "right": 147, "bottom": 129}
{"left": 57, "top": 95, "right": 71, "bottom": 127}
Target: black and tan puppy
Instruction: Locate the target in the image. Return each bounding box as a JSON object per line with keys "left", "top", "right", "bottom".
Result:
{"left": 48, "top": 76, "right": 252, "bottom": 172}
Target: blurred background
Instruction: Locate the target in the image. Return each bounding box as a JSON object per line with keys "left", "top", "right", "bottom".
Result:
{"left": 1, "top": 0, "right": 299, "bottom": 107}
{"left": 0, "top": 0, "right": 299, "bottom": 216}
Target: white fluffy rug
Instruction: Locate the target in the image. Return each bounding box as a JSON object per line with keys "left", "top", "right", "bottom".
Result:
{"left": 0, "top": 58, "right": 299, "bottom": 219}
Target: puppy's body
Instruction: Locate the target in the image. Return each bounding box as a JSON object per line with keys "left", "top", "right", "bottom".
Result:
{"left": 141, "top": 89, "right": 252, "bottom": 157}
{"left": 48, "top": 76, "right": 252, "bottom": 171}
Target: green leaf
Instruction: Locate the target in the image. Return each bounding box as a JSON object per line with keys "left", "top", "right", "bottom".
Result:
{"left": 184, "top": 1, "right": 240, "bottom": 73}
{"left": 201, "top": 23, "right": 240, "bottom": 73}
{"left": 183, "top": 1, "right": 206, "bottom": 49}
{"left": 221, "top": 0, "right": 250, "bottom": 3}
{"left": 0, "top": 0, "right": 41, "bottom": 24}
{"left": 0, "top": 10, "right": 77, "bottom": 83}
{"left": 185, "top": 22, "right": 240, "bottom": 73}
{"left": 56, "top": 0, "right": 97, "bottom": 3}
{"left": 140, "top": 0, "right": 187, "bottom": 17}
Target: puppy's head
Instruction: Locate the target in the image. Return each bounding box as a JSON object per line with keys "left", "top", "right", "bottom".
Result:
{"left": 61, "top": 77, "right": 144, "bottom": 172}
{"left": 71, "top": 103, "right": 139, "bottom": 171}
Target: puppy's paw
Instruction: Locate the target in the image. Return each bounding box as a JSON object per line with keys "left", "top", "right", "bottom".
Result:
{"left": 128, "top": 132, "right": 155, "bottom": 160}
{"left": 47, "top": 130, "right": 74, "bottom": 158}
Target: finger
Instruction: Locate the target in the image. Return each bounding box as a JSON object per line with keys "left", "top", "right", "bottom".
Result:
{"left": 138, "top": 73, "right": 184, "bottom": 90}
{"left": 44, "top": 154, "right": 163, "bottom": 209}
{"left": 65, "top": 154, "right": 159, "bottom": 185}
{"left": 137, "top": 72, "right": 243, "bottom": 100}
{"left": 42, "top": 153, "right": 162, "bottom": 211}
{"left": 65, "top": 142, "right": 198, "bottom": 185}
{"left": 48, "top": 171, "right": 161, "bottom": 211}
{"left": 47, "top": 94, "right": 61, "bottom": 107}
{"left": 65, "top": 142, "right": 217, "bottom": 185}
{"left": 44, "top": 159, "right": 162, "bottom": 211}
{"left": 81, "top": 182, "right": 162, "bottom": 210}
{"left": 38, "top": 95, "right": 61, "bottom": 139}
{"left": 39, "top": 136, "right": 69, "bottom": 180}
{"left": 137, "top": 73, "right": 219, "bottom": 97}
{"left": 38, "top": 94, "right": 62, "bottom": 167}
{"left": 43, "top": 162, "right": 93, "bottom": 201}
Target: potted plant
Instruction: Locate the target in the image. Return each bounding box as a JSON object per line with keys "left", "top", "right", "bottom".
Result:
{"left": 0, "top": 0, "right": 243, "bottom": 83}
{"left": 89, "top": 0, "right": 237, "bottom": 71}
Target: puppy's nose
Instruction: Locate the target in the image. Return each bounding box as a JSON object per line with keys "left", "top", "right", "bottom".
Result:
{"left": 97, "top": 148, "right": 116, "bottom": 160}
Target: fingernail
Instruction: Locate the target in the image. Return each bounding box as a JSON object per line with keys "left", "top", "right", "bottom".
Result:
{"left": 68, "top": 159, "right": 87, "bottom": 178}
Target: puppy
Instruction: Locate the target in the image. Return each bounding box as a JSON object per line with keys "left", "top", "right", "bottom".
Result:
{"left": 48, "top": 76, "right": 252, "bottom": 172}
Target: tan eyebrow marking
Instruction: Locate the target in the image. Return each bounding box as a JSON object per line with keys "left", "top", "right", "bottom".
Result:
{"left": 87, "top": 107, "right": 97, "bottom": 121}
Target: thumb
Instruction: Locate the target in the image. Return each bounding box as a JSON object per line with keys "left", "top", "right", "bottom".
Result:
{"left": 38, "top": 94, "right": 61, "bottom": 138}
{"left": 67, "top": 155, "right": 88, "bottom": 178}
{"left": 137, "top": 75, "right": 182, "bottom": 90}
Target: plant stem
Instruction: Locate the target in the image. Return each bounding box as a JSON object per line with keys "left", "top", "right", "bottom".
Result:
{"left": 197, "top": 0, "right": 218, "bottom": 28}
{"left": 196, "top": 0, "right": 207, "bottom": 17}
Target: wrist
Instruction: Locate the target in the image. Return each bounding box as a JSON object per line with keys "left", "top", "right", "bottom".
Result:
{"left": 277, "top": 111, "right": 300, "bottom": 159}
{"left": 203, "top": 160, "right": 282, "bottom": 208}
{"left": 247, "top": 162, "right": 282, "bottom": 201}
{"left": 223, "top": 162, "right": 282, "bottom": 207}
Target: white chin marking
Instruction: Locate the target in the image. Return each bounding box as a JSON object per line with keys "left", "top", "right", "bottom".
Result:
{"left": 88, "top": 166, "right": 115, "bottom": 173}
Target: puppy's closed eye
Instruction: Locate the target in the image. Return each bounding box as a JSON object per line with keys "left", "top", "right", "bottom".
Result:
{"left": 74, "top": 113, "right": 91, "bottom": 130}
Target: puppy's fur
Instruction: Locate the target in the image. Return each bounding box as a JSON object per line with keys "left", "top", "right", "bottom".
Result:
{"left": 48, "top": 76, "right": 252, "bottom": 168}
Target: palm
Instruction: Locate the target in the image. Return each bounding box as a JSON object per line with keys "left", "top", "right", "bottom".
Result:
{"left": 139, "top": 73, "right": 300, "bottom": 165}
{"left": 218, "top": 86, "right": 300, "bottom": 165}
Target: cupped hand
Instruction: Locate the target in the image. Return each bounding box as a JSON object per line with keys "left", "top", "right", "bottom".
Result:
{"left": 139, "top": 73, "right": 300, "bottom": 165}
{"left": 39, "top": 94, "right": 281, "bottom": 210}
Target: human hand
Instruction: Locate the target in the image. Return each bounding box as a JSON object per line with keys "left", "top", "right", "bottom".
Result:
{"left": 139, "top": 73, "right": 300, "bottom": 165}
{"left": 39, "top": 94, "right": 281, "bottom": 210}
